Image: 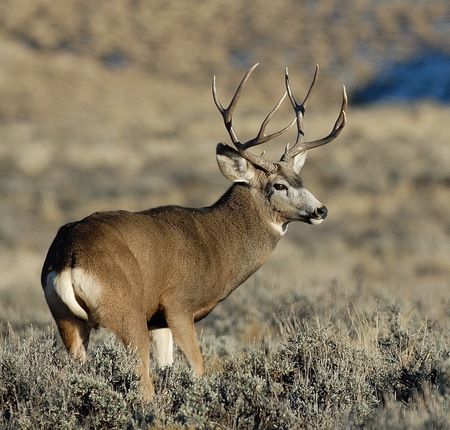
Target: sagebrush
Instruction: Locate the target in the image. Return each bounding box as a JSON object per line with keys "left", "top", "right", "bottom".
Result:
{"left": 1, "top": 285, "right": 448, "bottom": 429}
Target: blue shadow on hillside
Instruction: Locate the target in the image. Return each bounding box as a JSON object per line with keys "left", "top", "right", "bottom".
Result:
{"left": 353, "top": 51, "right": 450, "bottom": 104}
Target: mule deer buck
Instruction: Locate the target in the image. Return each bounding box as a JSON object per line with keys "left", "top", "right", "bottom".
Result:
{"left": 42, "top": 64, "right": 347, "bottom": 399}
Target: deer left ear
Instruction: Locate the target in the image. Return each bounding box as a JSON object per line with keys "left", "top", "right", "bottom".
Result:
{"left": 292, "top": 151, "right": 307, "bottom": 173}
{"left": 216, "top": 143, "right": 256, "bottom": 183}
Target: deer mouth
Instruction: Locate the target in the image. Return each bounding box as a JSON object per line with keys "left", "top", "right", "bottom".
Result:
{"left": 301, "top": 206, "right": 328, "bottom": 225}
{"left": 308, "top": 217, "right": 325, "bottom": 225}
{"left": 294, "top": 214, "right": 324, "bottom": 225}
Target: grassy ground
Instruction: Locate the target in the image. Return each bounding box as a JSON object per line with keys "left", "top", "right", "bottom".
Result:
{"left": 1, "top": 1, "right": 449, "bottom": 428}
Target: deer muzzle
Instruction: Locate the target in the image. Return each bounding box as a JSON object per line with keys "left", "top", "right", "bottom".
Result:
{"left": 309, "top": 205, "right": 328, "bottom": 225}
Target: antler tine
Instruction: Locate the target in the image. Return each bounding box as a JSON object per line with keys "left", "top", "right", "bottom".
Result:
{"left": 212, "top": 64, "right": 294, "bottom": 173}
{"left": 245, "top": 92, "right": 296, "bottom": 150}
{"left": 289, "top": 85, "right": 347, "bottom": 157}
{"left": 282, "top": 67, "right": 347, "bottom": 162}
{"left": 212, "top": 63, "right": 259, "bottom": 146}
{"left": 285, "top": 64, "right": 319, "bottom": 146}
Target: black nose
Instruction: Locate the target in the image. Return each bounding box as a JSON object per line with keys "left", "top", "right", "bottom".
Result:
{"left": 315, "top": 206, "right": 328, "bottom": 219}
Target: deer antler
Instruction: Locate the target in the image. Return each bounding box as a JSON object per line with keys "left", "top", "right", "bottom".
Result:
{"left": 281, "top": 65, "right": 347, "bottom": 163}
{"left": 212, "top": 63, "right": 295, "bottom": 173}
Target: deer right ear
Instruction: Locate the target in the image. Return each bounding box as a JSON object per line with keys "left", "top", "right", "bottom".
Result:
{"left": 216, "top": 143, "right": 256, "bottom": 183}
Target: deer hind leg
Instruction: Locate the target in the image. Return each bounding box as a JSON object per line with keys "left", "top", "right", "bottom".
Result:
{"left": 152, "top": 328, "right": 174, "bottom": 368}
{"left": 55, "top": 317, "right": 91, "bottom": 362}
{"left": 166, "top": 313, "right": 204, "bottom": 376}
{"left": 108, "top": 316, "right": 154, "bottom": 400}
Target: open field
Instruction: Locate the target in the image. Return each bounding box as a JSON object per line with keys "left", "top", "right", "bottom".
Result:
{"left": 1, "top": 1, "right": 449, "bottom": 428}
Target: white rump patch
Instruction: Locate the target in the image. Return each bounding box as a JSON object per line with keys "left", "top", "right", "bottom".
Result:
{"left": 45, "top": 270, "right": 89, "bottom": 321}
{"left": 71, "top": 267, "right": 101, "bottom": 307}
{"left": 45, "top": 268, "right": 102, "bottom": 321}
{"left": 270, "top": 221, "right": 288, "bottom": 236}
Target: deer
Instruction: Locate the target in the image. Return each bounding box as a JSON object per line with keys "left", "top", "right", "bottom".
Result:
{"left": 41, "top": 63, "right": 347, "bottom": 399}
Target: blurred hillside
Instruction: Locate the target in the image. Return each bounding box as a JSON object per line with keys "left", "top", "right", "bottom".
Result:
{"left": 0, "top": 0, "right": 449, "bottom": 318}
{"left": 0, "top": 0, "right": 449, "bottom": 121}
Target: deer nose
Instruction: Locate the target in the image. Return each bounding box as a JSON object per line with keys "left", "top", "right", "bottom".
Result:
{"left": 314, "top": 205, "right": 328, "bottom": 219}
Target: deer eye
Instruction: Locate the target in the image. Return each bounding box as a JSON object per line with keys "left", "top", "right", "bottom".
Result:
{"left": 274, "top": 183, "right": 288, "bottom": 191}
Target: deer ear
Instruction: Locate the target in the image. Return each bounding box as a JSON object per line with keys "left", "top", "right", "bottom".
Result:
{"left": 216, "top": 143, "right": 256, "bottom": 183}
{"left": 292, "top": 151, "right": 307, "bottom": 173}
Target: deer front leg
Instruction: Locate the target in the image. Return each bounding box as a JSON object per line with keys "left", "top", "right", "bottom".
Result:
{"left": 166, "top": 313, "right": 204, "bottom": 375}
{"left": 152, "top": 328, "right": 174, "bottom": 368}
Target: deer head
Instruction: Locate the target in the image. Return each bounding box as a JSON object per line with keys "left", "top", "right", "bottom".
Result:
{"left": 212, "top": 63, "right": 347, "bottom": 230}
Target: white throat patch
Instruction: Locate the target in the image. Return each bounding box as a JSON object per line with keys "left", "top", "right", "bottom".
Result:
{"left": 270, "top": 221, "right": 288, "bottom": 236}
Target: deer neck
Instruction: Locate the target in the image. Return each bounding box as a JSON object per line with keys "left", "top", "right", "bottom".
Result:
{"left": 212, "top": 182, "right": 282, "bottom": 239}
{"left": 206, "top": 183, "right": 282, "bottom": 298}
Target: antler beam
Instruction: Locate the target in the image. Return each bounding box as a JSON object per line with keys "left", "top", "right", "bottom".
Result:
{"left": 212, "top": 63, "right": 295, "bottom": 173}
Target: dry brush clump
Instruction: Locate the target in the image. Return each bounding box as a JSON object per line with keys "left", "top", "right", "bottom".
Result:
{"left": 0, "top": 328, "right": 146, "bottom": 429}
{"left": 1, "top": 286, "right": 448, "bottom": 429}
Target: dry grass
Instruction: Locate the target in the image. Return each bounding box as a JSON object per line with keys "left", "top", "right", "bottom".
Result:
{"left": 0, "top": 1, "right": 449, "bottom": 428}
